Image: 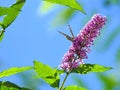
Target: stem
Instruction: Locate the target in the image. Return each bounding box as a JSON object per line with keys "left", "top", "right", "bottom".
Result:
{"left": 0, "top": 29, "right": 5, "bottom": 38}
{"left": 68, "top": 24, "right": 74, "bottom": 38}
{"left": 59, "top": 73, "right": 69, "bottom": 90}
{"left": 0, "top": 24, "right": 5, "bottom": 38}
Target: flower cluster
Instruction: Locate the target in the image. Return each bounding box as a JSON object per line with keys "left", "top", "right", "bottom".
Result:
{"left": 59, "top": 14, "right": 107, "bottom": 72}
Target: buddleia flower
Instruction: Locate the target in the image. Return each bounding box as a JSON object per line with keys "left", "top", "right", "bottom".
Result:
{"left": 59, "top": 14, "right": 107, "bottom": 72}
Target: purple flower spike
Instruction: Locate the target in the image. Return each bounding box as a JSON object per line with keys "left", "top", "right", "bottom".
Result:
{"left": 59, "top": 14, "right": 106, "bottom": 72}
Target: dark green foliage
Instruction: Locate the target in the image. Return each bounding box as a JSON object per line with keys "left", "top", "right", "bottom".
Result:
{"left": 71, "top": 64, "right": 112, "bottom": 74}
{"left": 0, "top": 81, "right": 30, "bottom": 90}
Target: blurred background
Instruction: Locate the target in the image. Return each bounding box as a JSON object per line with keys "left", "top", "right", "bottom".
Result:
{"left": 0, "top": 0, "right": 120, "bottom": 90}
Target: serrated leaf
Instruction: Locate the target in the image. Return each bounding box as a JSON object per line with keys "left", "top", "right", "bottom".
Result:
{"left": 71, "top": 64, "right": 112, "bottom": 74}
{"left": 0, "top": 66, "right": 33, "bottom": 78}
{"left": 33, "top": 60, "right": 60, "bottom": 88}
{"left": 0, "top": 0, "right": 25, "bottom": 28}
{"left": 43, "top": 0, "right": 85, "bottom": 14}
{"left": 0, "top": 81, "right": 30, "bottom": 90}
{"left": 64, "top": 85, "right": 87, "bottom": 90}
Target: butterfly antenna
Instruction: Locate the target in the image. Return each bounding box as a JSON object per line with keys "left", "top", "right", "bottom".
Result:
{"left": 58, "top": 31, "right": 73, "bottom": 41}
{"left": 68, "top": 24, "right": 74, "bottom": 38}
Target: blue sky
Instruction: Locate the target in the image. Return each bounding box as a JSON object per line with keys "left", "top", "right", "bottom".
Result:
{"left": 0, "top": 0, "right": 120, "bottom": 90}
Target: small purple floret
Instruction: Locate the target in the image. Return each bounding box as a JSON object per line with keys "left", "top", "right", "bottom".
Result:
{"left": 59, "top": 14, "right": 107, "bottom": 72}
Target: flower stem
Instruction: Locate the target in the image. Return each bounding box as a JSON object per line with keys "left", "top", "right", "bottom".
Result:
{"left": 59, "top": 73, "right": 69, "bottom": 90}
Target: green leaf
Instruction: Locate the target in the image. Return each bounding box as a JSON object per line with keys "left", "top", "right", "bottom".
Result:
{"left": 56, "top": 69, "right": 64, "bottom": 75}
{"left": 18, "top": 72, "right": 43, "bottom": 90}
{"left": 43, "top": 0, "right": 85, "bottom": 14}
{"left": 52, "top": 8, "right": 75, "bottom": 27}
{"left": 102, "top": 26, "right": 120, "bottom": 50}
{"left": 0, "top": 81, "right": 30, "bottom": 90}
{"left": 71, "top": 64, "right": 112, "bottom": 74}
{"left": 97, "top": 73, "right": 117, "bottom": 90}
{"left": 33, "top": 60, "right": 60, "bottom": 88}
{"left": 0, "top": 0, "right": 25, "bottom": 28}
{"left": 0, "top": 0, "right": 25, "bottom": 42}
{"left": 116, "top": 47, "right": 120, "bottom": 63}
{"left": 72, "top": 75, "right": 88, "bottom": 89}
{"left": 104, "top": 0, "right": 120, "bottom": 6}
{"left": 40, "top": 1, "right": 55, "bottom": 14}
{"left": 0, "top": 66, "right": 33, "bottom": 78}
{"left": 64, "top": 85, "right": 87, "bottom": 90}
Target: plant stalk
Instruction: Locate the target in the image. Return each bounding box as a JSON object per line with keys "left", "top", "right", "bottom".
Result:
{"left": 59, "top": 73, "right": 69, "bottom": 90}
{"left": 0, "top": 29, "right": 5, "bottom": 38}
{"left": 0, "top": 24, "right": 5, "bottom": 38}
